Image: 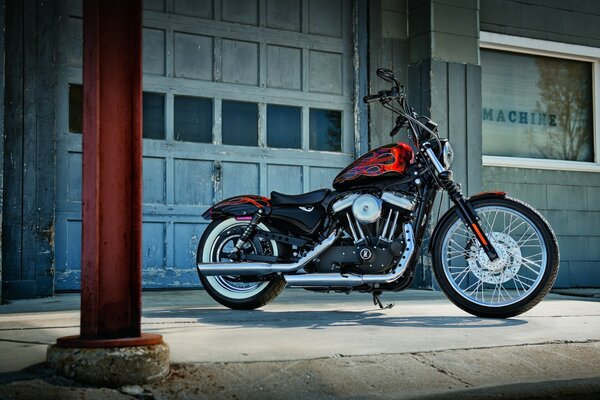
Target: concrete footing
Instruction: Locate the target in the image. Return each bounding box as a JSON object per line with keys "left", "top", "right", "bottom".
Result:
{"left": 46, "top": 342, "right": 170, "bottom": 387}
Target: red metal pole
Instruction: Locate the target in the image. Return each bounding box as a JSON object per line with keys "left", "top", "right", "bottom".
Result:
{"left": 58, "top": 0, "right": 160, "bottom": 347}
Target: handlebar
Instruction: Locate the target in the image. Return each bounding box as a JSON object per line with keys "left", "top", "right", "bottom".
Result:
{"left": 364, "top": 70, "right": 441, "bottom": 146}
{"left": 362, "top": 87, "right": 400, "bottom": 104}
{"left": 363, "top": 92, "right": 384, "bottom": 103}
{"left": 388, "top": 124, "right": 402, "bottom": 138}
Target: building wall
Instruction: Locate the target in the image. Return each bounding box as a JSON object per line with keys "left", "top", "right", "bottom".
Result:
{"left": 53, "top": 0, "right": 360, "bottom": 291}
{"left": 368, "top": 0, "right": 409, "bottom": 149}
{"left": 483, "top": 167, "right": 600, "bottom": 287}
{"left": 0, "top": 0, "right": 364, "bottom": 299}
{"left": 480, "top": 1, "right": 600, "bottom": 287}
{"left": 2, "top": 0, "right": 598, "bottom": 299}
{"left": 403, "top": 0, "right": 481, "bottom": 288}
{"left": 481, "top": 0, "right": 600, "bottom": 48}
{"left": 1, "top": 0, "right": 57, "bottom": 299}
{"left": 0, "top": 0, "right": 5, "bottom": 302}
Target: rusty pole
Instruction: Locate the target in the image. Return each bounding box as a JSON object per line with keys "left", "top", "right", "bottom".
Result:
{"left": 57, "top": 0, "right": 161, "bottom": 347}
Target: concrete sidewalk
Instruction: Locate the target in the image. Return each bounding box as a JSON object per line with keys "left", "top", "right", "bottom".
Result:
{"left": 1, "top": 288, "right": 600, "bottom": 399}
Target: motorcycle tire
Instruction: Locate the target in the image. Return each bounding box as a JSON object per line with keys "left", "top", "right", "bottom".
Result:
{"left": 196, "top": 217, "right": 286, "bottom": 310}
{"left": 432, "top": 197, "right": 559, "bottom": 318}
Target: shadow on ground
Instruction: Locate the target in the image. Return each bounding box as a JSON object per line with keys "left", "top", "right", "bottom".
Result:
{"left": 142, "top": 308, "right": 527, "bottom": 329}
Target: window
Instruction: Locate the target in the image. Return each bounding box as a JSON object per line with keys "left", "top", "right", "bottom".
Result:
{"left": 174, "top": 96, "right": 213, "bottom": 143}
{"left": 222, "top": 100, "right": 258, "bottom": 147}
{"left": 69, "top": 84, "right": 83, "bottom": 133}
{"left": 142, "top": 92, "right": 165, "bottom": 140}
{"left": 480, "top": 32, "right": 600, "bottom": 171}
{"left": 309, "top": 109, "right": 341, "bottom": 152}
{"left": 267, "top": 104, "right": 301, "bottom": 149}
{"left": 68, "top": 86, "right": 166, "bottom": 139}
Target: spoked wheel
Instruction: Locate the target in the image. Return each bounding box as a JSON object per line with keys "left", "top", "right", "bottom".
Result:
{"left": 432, "top": 197, "right": 559, "bottom": 318}
{"left": 196, "top": 218, "right": 285, "bottom": 310}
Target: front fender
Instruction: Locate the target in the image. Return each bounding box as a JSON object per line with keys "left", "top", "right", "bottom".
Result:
{"left": 428, "top": 191, "right": 507, "bottom": 253}
{"left": 202, "top": 195, "right": 271, "bottom": 220}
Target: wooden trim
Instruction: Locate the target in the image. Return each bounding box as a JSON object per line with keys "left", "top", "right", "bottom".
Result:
{"left": 483, "top": 155, "right": 600, "bottom": 173}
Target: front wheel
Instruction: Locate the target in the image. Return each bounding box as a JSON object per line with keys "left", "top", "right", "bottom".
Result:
{"left": 432, "top": 197, "right": 559, "bottom": 318}
{"left": 196, "top": 218, "right": 286, "bottom": 310}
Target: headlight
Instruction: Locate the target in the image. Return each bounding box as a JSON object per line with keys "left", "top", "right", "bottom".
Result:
{"left": 442, "top": 141, "right": 454, "bottom": 169}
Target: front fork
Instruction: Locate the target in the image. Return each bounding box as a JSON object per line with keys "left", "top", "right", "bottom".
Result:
{"left": 440, "top": 171, "right": 499, "bottom": 261}
{"left": 424, "top": 147, "right": 499, "bottom": 261}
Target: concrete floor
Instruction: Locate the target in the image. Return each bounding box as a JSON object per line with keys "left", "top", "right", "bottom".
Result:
{"left": 1, "top": 288, "right": 600, "bottom": 399}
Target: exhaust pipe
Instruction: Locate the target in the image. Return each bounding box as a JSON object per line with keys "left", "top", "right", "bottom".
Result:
{"left": 197, "top": 231, "right": 338, "bottom": 276}
{"left": 284, "top": 223, "right": 415, "bottom": 287}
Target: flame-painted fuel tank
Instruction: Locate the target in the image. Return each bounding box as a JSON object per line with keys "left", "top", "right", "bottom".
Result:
{"left": 333, "top": 143, "right": 414, "bottom": 190}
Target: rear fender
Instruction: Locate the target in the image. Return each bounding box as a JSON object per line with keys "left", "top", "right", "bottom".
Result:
{"left": 202, "top": 195, "right": 271, "bottom": 220}
{"left": 428, "top": 191, "right": 507, "bottom": 253}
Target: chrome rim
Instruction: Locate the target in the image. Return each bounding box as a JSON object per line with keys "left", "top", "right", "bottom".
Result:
{"left": 441, "top": 206, "right": 547, "bottom": 307}
{"left": 210, "top": 227, "right": 266, "bottom": 294}
{"left": 203, "top": 221, "right": 275, "bottom": 298}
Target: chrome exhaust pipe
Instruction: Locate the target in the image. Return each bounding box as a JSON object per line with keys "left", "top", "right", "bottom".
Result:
{"left": 284, "top": 223, "right": 415, "bottom": 287}
{"left": 197, "top": 231, "right": 338, "bottom": 276}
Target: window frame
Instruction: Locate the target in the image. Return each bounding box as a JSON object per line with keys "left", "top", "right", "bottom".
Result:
{"left": 480, "top": 31, "right": 600, "bottom": 172}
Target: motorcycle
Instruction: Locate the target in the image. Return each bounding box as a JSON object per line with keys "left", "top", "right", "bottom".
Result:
{"left": 196, "top": 68, "right": 559, "bottom": 318}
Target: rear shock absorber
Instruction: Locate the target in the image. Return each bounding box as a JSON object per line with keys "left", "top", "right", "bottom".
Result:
{"left": 230, "top": 208, "right": 265, "bottom": 258}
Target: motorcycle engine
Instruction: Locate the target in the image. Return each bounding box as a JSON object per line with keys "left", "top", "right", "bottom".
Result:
{"left": 315, "top": 191, "right": 415, "bottom": 274}
{"left": 352, "top": 194, "right": 382, "bottom": 224}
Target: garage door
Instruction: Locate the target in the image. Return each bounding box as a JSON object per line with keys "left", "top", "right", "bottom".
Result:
{"left": 54, "top": 0, "right": 358, "bottom": 289}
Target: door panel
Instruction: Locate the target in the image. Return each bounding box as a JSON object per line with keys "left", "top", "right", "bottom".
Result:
{"left": 54, "top": 0, "right": 357, "bottom": 290}
{"left": 267, "top": 165, "right": 304, "bottom": 195}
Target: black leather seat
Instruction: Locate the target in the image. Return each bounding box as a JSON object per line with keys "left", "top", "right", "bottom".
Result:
{"left": 270, "top": 189, "right": 331, "bottom": 207}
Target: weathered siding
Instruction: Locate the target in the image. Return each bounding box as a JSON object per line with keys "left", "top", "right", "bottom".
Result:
{"left": 54, "top": 0, "right": 359, "bottom": 290}
{"left": 0, "top": 0, "right": 5, "bottom": 301}
{"left": 1, "top": 0, "right": 56, "bottom": 299}
{"left": 404, "top": 1, "right": 481, "bottom": 288}
{"left": 481, "top": 0, "right": 600, "bottom": 47}
{"left": 368, "top": 0, "right": 410, "bottom": 149}
{"left": 407, "top": 0, "right": 482, "bottom": 196}
{"left": 409, "top": 0, "right": 479, "bottom": 65}
{"left": 484, "top": 167, "right": 600, "bottom": 287}
{"left": 481, "top": 1, "right": 600, "bottom": 288}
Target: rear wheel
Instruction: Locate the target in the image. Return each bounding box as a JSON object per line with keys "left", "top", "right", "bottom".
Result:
{"left": 196, "top": 218, "right": 285, "bottom": 310}
{"left": 432, "top": 197, "right": 559, "bottom": 318}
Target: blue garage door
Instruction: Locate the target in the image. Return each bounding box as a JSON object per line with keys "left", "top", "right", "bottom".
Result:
{"left": 54, "top": 0, "right": 359, "bottom": 290}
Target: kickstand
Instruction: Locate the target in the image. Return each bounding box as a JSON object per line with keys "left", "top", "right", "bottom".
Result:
{"left": 372, "top": 291, "right": 394, "bottom": 309}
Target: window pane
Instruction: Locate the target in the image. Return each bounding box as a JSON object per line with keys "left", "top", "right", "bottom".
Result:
{"left": 222, "top": 100, "right": 258, "bottom": 146}
{"left": 267, "top": 104, "right": 301, "bottom": 149}
{"left": 143, "top": 92, "right": 165, "bottom": 140}
{"left": 481, "top": 50, "right": 593, "bottom": 162}
{"left": 69, "top": 84, "right": 83, "bottom": 134}
{"left": 309, "top": 109, "right": 341, "bottom": 152}
{"left": 174, "top": 96, "right": 213, "bottom": 143}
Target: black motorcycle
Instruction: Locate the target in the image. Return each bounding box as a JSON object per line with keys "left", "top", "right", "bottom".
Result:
{"left": 196, "top": 68, "right": 559, "bottom": 318}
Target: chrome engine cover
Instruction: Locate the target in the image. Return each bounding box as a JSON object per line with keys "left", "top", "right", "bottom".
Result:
{"left": 352, "top": 194, "right": 382, "bottom": 224}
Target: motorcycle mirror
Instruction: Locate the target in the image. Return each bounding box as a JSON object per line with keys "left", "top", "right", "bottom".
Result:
{"left": 377, "top": 68, "right": 396, "bottom": 84}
